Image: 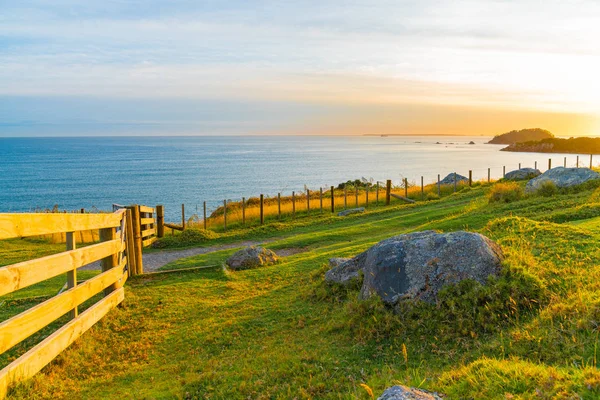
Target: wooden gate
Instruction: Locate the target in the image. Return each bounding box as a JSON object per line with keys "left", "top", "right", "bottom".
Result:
{"left": 0, "top": 209, "right": 129, "bottom": 398}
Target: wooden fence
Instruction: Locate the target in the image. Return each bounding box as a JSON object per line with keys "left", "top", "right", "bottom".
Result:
{"left": 0, "top": 209, "right": 129, "bottom": 398}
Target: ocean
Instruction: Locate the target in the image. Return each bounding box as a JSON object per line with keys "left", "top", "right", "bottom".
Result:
{"left": 0, "top": 135, "right": 591, "bottom": 221}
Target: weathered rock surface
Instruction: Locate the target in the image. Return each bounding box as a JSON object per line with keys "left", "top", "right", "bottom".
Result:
{"left": 504, "top": 167, "right": 541, "bottom": 181}
{"left": 324, "top": 255, "right": 365, "bottom": 286}
{"left": 337, "top": 207, "right": 365, "bottom": 217}
{"left": 325, "top": 231, "right": 503, "bottom": 304}
{"left": 525, "top": 167, "right": 600, "bottom": 193}
{"left": 439, "top": 173, "right": 468, "bottom": 185}
{"left": 225, "top": 246, "right": 278, "bottom": 270}
{"left": 378, "top": 385, "right": 443, "bottom": 400}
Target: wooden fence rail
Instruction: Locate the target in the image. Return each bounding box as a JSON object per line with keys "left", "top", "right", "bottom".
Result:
{"left": 0, "top": 209, "right": 129, "bottom": 398}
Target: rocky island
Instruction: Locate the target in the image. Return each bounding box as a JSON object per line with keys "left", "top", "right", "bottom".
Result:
{"left": 487, "top": 128, "right": 554, "bottom": 144}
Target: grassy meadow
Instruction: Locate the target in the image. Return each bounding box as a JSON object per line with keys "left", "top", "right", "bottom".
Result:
{"left": 3, "top": 179, "right": 600, "bottom": 398}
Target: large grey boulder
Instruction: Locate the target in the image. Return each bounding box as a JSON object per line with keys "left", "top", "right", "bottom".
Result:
{"left": 226, "top": 246, "right": 278, "bottom": 270}
{"left": 525, "top": 167, "right": 600, "bottom": 193}
{"left": 378, "top": 385, "right": 443, "bottom": 400}
{"left": 338, "top": 207, "right": 365, "bottom": 217}
{"left": 325, "top": 231, "right": 503, "bottom": 304}
{"left": 504, "top": 168, "right": 541, "bottom": 181}
{"left": 439, "top": 173, "right": 468, "bottom": 185}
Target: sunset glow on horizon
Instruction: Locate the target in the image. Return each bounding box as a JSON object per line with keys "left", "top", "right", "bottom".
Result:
{"left": 2, "top": 0, "right": 600, "bottom": 136}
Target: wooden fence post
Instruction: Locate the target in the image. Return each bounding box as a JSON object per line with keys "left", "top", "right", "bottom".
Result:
{"left": 242, "top": 197, "right": 246, "bottom": 225}
{"left": 130, "top": 205, "right": 143, "bottom": 276}
{"left": 564, "top": 157, "right": 566, "bottom": 168}
{"left": 100, "top": 226, "right": 119, "bottom": 293}
{"left": 577, "top": 156, "right": 579, "bottom": 168}
{"left": 519, "top": 163, "right": 521, "bottom": 170}
{"left": 503, "top": 166, "right": 505, "bottom": 178}
{"left": 181, "top": 204, "right": 185, "bottom": 231}
{"left": 535, "top": 161, "right": 537, "bottom": 170}
{"left": 376, "top": 182, "right": 379, "bottom": 205}
{"left": 487, "top": 168, "right": 490, "bottom": 183}
{"left": 421, "top": 176, "right": 424, "bottom": 199}
{"left": 548, "top": 158, "right": 552, "bottom": 170}
{"left": 437, "top": 174, "right": 441, "bottom": 195}
{"left": 278, "top": 193, "right": 281, "bottom": 219}
{"left": 292, "top": 191, "right": 296, "bottom": 217}
{"left": 307, "top": 189, "right": 310, "bottom": 214}
{"left": 331, "top": 186, "right": 335, "bottom": 212}
{"left": 386, "top": 180, "right": 391, "bottom": 205}
{"left": 366, "top": 186, "right": 369, "bottom": 208}
{"left": 223, "top": 200, "right": 227, "bottom": 231}
{"left": 260, "top": 194, "right": 264, "bottom": 224}
{"left": 404, "top": 178, "right": 408, "bottom": 198}
{"left": 203, "top": 201, "right": 207, "bottom": 230}
{"left": 156, "top": 205, "right": 164, "bottom": 238}
{"left": 66, "top": 232, "right": 77, "bottom": 318}
{"left": 125, "top": 208, "right": 136, "bottom": 275}
{"left": 355, "top": 187, "right": 358, "bottom": 207}
{"left": 469, "top": 170, "right": 472, "bottom": 187}
{"left": 590, "top": 154, "right": 593, "bottom": 169}
{"left": 320, "top": 188, "right": 323, "bottom": 213}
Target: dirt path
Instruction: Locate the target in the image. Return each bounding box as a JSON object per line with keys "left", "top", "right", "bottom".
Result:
{"left": 82, "top": 240, "right": 266, "bottom": 273}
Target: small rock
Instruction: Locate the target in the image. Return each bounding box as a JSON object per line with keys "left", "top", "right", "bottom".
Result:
{"left": 378, "top": 385, "right": 443, "bottom": 400}
{"left": 468, "top": 141, "right": 475, "bottom": 145}
{"left": 504, "top": 168, "right": 541, "bottom": 181}
{"left": 525, "top": 167, "right": 600, "bottom": 193}
{"left": 337, "top": 207, "right": 365, "bottom": 217}
{"left": 226, "top": 246, "right": 278, "bottom": 270}
{"left": 324, "top": 254, "right": 365, "bottom": 286}
{"left": 328, "top": 258, "right": 351, "bottom": 268}
{"left": 439, "top": 173, "right": 468, "bottom": 185}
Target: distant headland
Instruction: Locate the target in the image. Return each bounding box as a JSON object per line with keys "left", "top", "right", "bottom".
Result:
{"left": 501, "top": 137, "right": 600, "bottom": 154}
{"left": 487, "top": 128, "right": 554, "bottom": 145}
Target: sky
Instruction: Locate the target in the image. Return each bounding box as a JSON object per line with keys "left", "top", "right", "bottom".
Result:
{"left": 1, "top": 0, "right": 600, "bottom": 137}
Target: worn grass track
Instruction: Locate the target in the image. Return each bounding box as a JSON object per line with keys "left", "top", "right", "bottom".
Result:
{"left": 4, "top": 183, "right": 600, "bottom": 399}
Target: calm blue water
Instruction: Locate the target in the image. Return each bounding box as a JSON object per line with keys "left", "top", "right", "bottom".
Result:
{"left": 0, "top": 136, "right": 593, "bottom": 221}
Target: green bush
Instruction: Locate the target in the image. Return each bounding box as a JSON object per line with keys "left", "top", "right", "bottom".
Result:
{"left": 153, "top": 228, "right": 219, "bottom": 248}
{"left": 426, "top": 192, "right": 440, "bottom": 200}
{"left": 537, "top": 180, "right": 558, "bottom": 197}
{"left": 488, "top": 182, "right": 524, "bottom": 203}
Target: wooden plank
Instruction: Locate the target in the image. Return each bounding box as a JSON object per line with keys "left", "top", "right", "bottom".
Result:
{"left": 0, "top": 261, "right": 126, "bottom": 355}
{"left": 140, "top": 218, "right": 155, "bottom": 225}
{"left": 125, "top": 209, "right": 137, "bottom": 277}
{"left": 138, "top": 205, "right": 154, "bottom": 214}
{"left": 156, "top": 205, "right": 164, "bottom": 238}
{"left": 140, "top": 228, "right": 155, "bottom": 238}
{"left": 100, "top": 228, "right": 118, "bottom": 295}
{"left": 0, "top": 288, "right": 125, "bottom": 399}
{"left": 0, "top": 213, "right": 124, "bottom": 240}
{"left": 390, "top": 193, "right": 416, "bottom": 203}
{"left": 164, "top": 223, "right": 183, "bottom": 231}
{"left": 142, "top": 237, "right": 157, "bottom": 248}
{"left": 0, "top": 239, "right": 122, "bottom": 297}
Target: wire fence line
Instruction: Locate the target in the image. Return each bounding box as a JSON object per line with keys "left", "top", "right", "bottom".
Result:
{"left": 160, "top": 154, "right": 598, "bottom": 233}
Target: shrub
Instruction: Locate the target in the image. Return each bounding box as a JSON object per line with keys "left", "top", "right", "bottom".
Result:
{"left": 426, "top": 192, "right": 440, "bottom": 200}
{"left": 153, "top": 228, "right": 219, "bottom": 248}
{"left": 537, "top": 180, "right": 558, "bottom": 197}
{"left": 488, "top": 182, "right": 524, "bottom": 203}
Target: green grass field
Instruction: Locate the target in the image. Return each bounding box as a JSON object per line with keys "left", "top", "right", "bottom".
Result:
{"left": 4, "top": 181, "right": 600, "bottom": 399}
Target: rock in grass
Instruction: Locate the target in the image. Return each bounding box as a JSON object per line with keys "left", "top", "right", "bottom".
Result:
{"left": 525, "top": 167, "right": 600, "bottom": 193}
{"left": 378, "top": 385, "right": 443, "bottom": 400}
{"left": 504, "top": 167, "right": 541, "bottom": 181}
{"left": 439, "top": 173, "right": 468, "bottom": 185}
{"left": 325, "top": 256, "right": 364, "bottom": 286}
{"left": 325, "top": 231, "right": 503, "bottom": 304}
{"left": 226, "top": 246, "right": 278, "bottom": 270}
{"left": 337, "top": 207, "right": 365, "bottom": 217}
